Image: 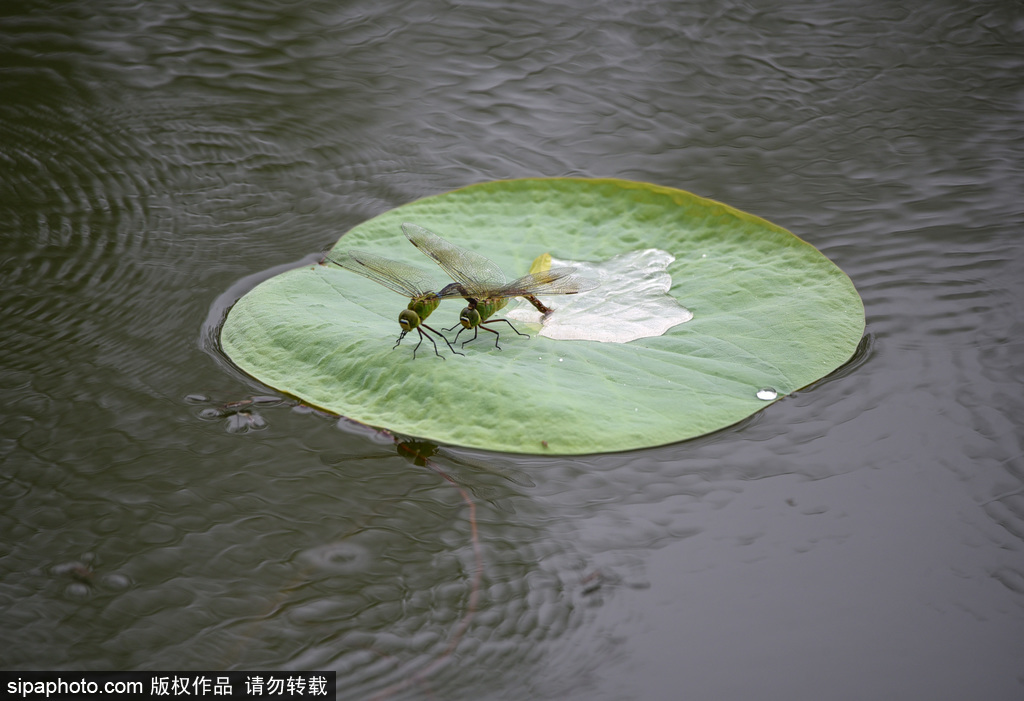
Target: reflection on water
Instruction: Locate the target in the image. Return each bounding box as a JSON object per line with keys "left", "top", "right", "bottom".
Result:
{"left": 1, "top": 0, "right": 1023, "bottom": 698}
{"left": 190, "top": 394, "right": 286, "bottom": 434}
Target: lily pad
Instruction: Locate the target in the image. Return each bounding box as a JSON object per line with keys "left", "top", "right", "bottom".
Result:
{"left": 220, "top": 178, "right": 865, "bottom": 454}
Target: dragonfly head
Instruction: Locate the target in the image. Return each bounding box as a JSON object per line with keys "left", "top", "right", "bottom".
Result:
{"left": 460, "top": 306, "right": 481, "bottom": 329}
{"left": 399, "top": 308, "right": 420, "bottom": 331}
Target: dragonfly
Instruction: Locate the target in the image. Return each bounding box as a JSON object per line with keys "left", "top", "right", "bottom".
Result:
{"left": 322, "top": 249, "right": 464, "bottom": 359}
{"left": 402, "top": 222, "right": 599, "bottom": 349}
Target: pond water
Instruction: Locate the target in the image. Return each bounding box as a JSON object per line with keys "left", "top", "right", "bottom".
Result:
{"left": 2, "top": 1, "right": 1022, "bottom": 699}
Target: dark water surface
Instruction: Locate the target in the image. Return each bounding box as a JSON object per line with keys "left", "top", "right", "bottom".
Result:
{"left": 2, "top": 1, "right": 1023, "bottom": 699}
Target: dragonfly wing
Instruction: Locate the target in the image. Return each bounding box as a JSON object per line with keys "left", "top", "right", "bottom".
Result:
{"left": 402, "top": 223, "right": 506, "bottom": 292}
{"left": 495, "top": 267, "right": 601, "bottom": 298}
{"left": 325, "top": 250, "right": 439, "bottom": 299}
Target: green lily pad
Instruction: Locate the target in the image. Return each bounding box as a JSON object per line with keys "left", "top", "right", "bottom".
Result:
{"left": 221, "top": 178, "right": 864, "bottom": 454}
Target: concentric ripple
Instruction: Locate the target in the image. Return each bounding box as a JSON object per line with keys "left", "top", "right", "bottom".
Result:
{"left": 1, "top": 0, "right": 1023, "bottom": 698}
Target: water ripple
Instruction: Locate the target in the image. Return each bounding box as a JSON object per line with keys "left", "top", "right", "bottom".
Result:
{"left": 2, "top": 0, "right": 1023, "bottom": 696}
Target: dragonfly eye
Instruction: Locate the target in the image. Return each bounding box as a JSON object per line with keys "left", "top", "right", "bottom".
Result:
{"left": 460, "top": 307, "right": 480, "bottom": 329}
{"left": 399, "top": 309, "right": 419, "bottom": 331}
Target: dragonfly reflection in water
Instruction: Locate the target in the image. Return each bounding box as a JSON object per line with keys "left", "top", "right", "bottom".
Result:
{"left": 322, "top": 250, "right": 463, "bottom": 359}
{"left": 402, "top": 223, "right": 600, "bottom": 350}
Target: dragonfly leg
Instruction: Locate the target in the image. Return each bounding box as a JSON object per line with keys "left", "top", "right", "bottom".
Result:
{"left": 488, "top": 318, "right": 529, "bottom": 339}
{"left": 480, "top": 325, "right": 502, "bottom": 350}
{"left": 448, "top": 326, "right": 467, "bottom": 344}
{"left": 410, "top": 329, "right": 428, "bottom": 359}
{"left": 422, "top": 323, "right": 464, "bottom": 357}
{"left": 393, "top": 330, "right": 408, "bottom": 351}
{"left": 460, "top": 327, "right": 481, "bottom": 348}
{"left": 412, "top": 328, "right": 447, "bottom": 359}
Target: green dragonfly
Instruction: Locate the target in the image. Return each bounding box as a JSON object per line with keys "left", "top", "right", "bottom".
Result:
{"left": 402, "top": 222, "right": 599, "bottom": 349}
{"left": 322, "top": 250, "right": 464, "bottom": 359}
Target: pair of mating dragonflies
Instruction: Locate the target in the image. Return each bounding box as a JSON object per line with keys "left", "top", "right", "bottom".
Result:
{"left": 322, "top": 223, "right": 599, "bottom": 358}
